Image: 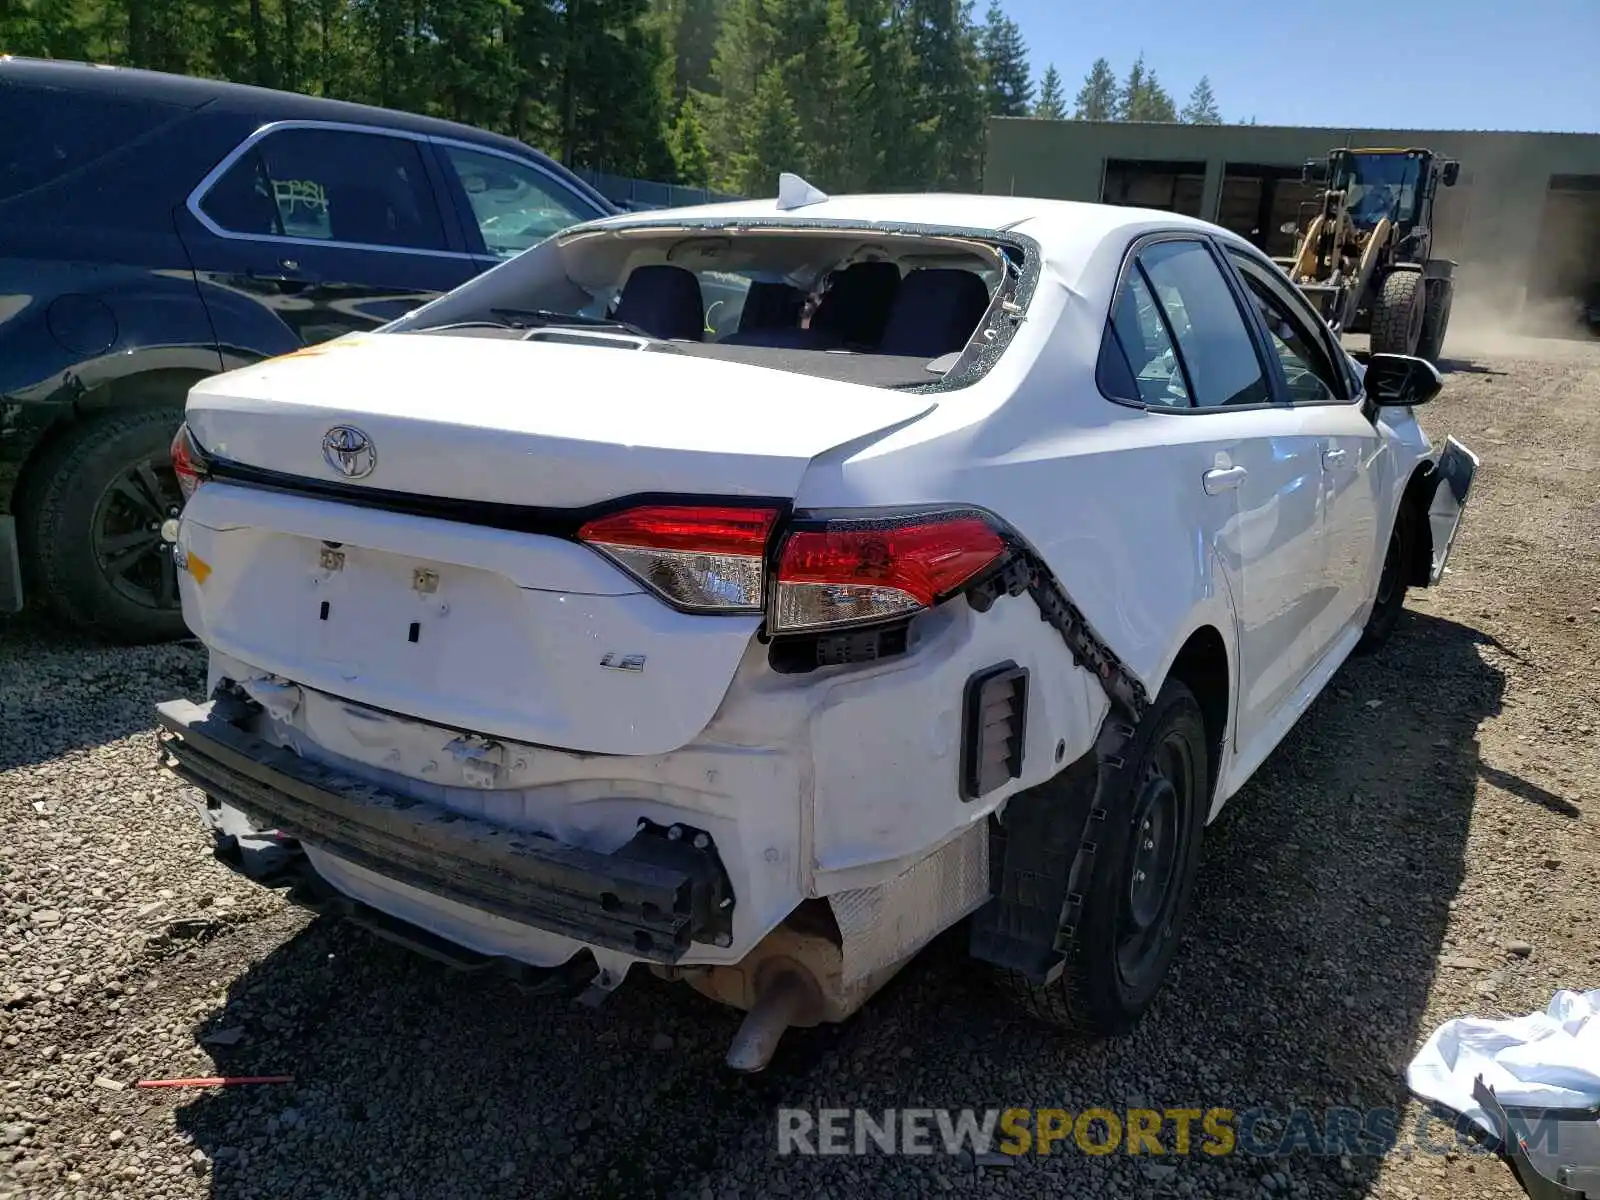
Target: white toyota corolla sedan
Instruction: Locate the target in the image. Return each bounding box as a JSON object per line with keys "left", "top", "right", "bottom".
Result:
{"left": 156, "top": 182, "right": 1478, "bottom": 1070}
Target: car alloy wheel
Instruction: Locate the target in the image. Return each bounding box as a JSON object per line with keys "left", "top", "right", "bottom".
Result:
{"left": 92, "top": 453, "right": 183, "bottom": 611}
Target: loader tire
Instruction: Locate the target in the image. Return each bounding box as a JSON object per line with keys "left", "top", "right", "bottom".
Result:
{"left": 1370, "top": 270, "right": 1425, "bottom": 356}
{"left": 1415, "top": 280, "right": 1453, "bottom": 365}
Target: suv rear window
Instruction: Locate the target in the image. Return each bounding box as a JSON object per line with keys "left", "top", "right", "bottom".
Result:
{"left": 0, "top": 83, "right": 185, "bottom": 200}
{"left": 198, "top": 126, "right": 448, "bottom": 251}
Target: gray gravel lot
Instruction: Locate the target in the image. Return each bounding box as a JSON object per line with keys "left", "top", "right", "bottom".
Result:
{"left": 2, "top": 338, "right": 1598, "bottom": 1200}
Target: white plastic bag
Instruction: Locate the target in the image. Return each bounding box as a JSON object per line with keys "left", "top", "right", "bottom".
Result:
{"left": 1408, "top": 989, "right": 1600, "bottom": 1134}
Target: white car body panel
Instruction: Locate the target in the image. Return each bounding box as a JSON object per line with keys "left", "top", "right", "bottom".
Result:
{"left": 164, "top": 192, "right": 1473, "bottom": 1012}
{"left": 186, "top": 333, "right": 936, "bottom": 508}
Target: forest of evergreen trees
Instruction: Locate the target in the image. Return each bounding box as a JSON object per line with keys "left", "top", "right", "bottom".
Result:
{"left": 1, "top": 0, "right": 1237, "bottom": 195}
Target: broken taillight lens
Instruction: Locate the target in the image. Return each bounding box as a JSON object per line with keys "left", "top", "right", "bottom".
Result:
{"left": 770, "top": 512, "right": 1006, "bottom": 633}
{"left": 170, "top": 423, "right": 209, "bottom": 501}
{"left": 577, "top": 505, "right": 781, "bottom": 612}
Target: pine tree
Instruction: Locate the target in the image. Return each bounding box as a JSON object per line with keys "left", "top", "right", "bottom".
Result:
{"left": 1181, "top": 74, "right": 1221, "bottom": 124}
{"left": 653, "top": 0, "right": 724, "bottom": 103}
{"left": 730, "top": 63, "right": 805, "bottom": 195}
{"left": 1119, "top": 52, "right": 1175, "bottom": 122}
{"left": 800, "top": 0, "right": 874, "bottom": 190}
{"left": 900, "top": 0, "right": 985, "bottom": 189}
{"left": 707, "top": 0, "right": 874, "bottom": 194}
{"left": 1072, "top": 56, "right": 1117, "bottom": 120}
{"left": 1033, "top": 63, "right": 1066, "bottom": 119}
{"left": 979, "top": 0, "right": 1030, "bottom": 117}
{"left": 843, "top": 0, "right": 912, "bottom": 188}
{"left": 668, "top": 91, "right": 714, "bottom": 185}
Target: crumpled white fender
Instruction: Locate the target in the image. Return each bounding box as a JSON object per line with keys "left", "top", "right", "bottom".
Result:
{"left": 1407, "top": 989, "right": 1600, "bottom": 1134}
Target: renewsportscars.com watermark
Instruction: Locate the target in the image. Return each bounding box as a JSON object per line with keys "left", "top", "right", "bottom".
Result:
{"left": 776, "top": 1106, "right": 1549, "bottom": 1159}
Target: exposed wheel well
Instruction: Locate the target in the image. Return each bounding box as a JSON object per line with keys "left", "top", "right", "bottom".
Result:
{"left": 1165, "top": 626, "right": 1229, "bottom": 801}
{"left": 1400, "top": 462, "right": 1438, "bottom": 587}
{"left": 9, "top": 370, "right": 203, "bottom": 520}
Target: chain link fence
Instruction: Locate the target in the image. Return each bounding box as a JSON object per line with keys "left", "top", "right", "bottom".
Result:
{"left": 570, "top": 168, "right": 744, "bottom": 211}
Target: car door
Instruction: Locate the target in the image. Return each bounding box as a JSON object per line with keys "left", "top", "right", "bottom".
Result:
{"left": 180, "top": 122, "right": 477, "bottom": 353}
{"left": 429, "top": 140, "right": 610, "bottom": 270}
{"left": 1223, "top": 246, "right": 1387, "bottom": 653}
{"left": 1102, "top": 237, "right": 1328, "bottom": 750}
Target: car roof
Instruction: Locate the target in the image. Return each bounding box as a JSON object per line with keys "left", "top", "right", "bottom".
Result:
{"left": 579, "top": 191, "right": 1250, "bottom": 275}
{"left": 0, "top": 56, "right": 546, "bottom": 163}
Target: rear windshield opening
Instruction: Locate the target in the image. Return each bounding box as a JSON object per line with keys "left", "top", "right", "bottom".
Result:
{"left": 387, "top": 226, "right": 1028, "bottom": 390}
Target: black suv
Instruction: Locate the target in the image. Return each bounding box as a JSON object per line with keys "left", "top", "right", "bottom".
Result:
{"left": 0, "top": 57, "right": 614, "bottom": 641}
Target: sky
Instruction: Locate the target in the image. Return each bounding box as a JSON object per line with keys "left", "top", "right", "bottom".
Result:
{"left": 1004, "top": 0, "right": 1600, "bottom": 133}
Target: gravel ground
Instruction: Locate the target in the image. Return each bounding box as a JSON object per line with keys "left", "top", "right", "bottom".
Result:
{"left": 2, "top": 337, "right": 1598, "bottom": 1200}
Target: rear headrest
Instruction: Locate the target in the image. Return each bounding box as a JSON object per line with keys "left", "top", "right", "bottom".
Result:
{"left": 738, "top": 281, "right": 807, "bottom": 333}
{"left": 812, "top": 261, "right": 901, "bottom": 347}
{"left": 878, "top": 269, "right": 991, "bottom": 360}
{"left": 613, "top": 265, "right": 705, "bottom": 342}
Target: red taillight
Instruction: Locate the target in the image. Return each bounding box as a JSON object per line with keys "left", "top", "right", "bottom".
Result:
{"left": 771, "top": 513, "right": 1006, "bottom": 633}
{"left": 170, "top": 423, "right": 208, "bottom": 501}
{"left": 578, "top": 505, "right": 780, "bottom": 612}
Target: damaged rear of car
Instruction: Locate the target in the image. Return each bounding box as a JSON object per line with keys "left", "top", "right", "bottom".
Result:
{"left": 156, "top": 195, "right": 1479, "bottom": 1069}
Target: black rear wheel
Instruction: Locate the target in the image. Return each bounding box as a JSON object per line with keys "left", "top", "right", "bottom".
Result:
{"left": 1357, "top": 499, "right": 1417, "bottom": 654}
{"left": 999, "top": 678, "right": 1209, "bottom": 1035}
{"left": 19, "top": 407, "right": 188, "bottom": 644}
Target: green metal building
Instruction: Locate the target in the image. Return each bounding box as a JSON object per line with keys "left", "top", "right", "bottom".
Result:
{"left": 984, "top": 118, "right": 1600, "bottom": 325}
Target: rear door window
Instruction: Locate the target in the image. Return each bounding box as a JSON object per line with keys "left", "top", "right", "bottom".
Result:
{"left": 1105, "top": 268, "right": 1191, "bottom": 408}
{"left": 1135, "top": 239, "right": 1271, "bottom": 409}
{"left": 0, "top": 84, "right": 186, "bottom": 200}
{"left": 199, "top": 126, "right": 448, "bottom": 251}
{"left": 439, "top": 144, "right": 605, "bottom": 259}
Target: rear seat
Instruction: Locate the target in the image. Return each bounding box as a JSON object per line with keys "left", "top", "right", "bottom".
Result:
{"left": 613, "top": 265, "right": 705, "bottom": 341}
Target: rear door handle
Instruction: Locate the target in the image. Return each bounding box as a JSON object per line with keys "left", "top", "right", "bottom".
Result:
{"left": 1202, "top": 465, "right": 1248, "bottom": 495}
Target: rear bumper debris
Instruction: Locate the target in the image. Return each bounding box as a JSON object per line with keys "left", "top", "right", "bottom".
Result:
{"left": 155, "top": 697, "right": 736, "bottom": 963}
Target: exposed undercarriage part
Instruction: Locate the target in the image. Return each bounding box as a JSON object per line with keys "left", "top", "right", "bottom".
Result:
{"left": 1474, "top": 1076, "right": 1600, "bottom": 1199}
{"left": 154, "top": 534, "right": 1154, "bottom": 1072}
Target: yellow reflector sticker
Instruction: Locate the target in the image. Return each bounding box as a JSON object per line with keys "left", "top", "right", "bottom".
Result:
{"left": 186, "top": 553, "right": 212, "bottom": 585}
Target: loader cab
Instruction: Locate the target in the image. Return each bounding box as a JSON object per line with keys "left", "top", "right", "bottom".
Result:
{"left": 1305, "top": 148, "right": 1459, "bottom": 237}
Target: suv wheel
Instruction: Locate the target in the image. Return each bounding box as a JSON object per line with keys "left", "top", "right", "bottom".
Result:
{"left": 19, "top": 407, "right": 188, "bottom": 644}
{"left": 999, "top": 677, "right": 1209, "bottom": 1035}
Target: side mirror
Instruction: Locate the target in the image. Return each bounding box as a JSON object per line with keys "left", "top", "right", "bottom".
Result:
{"left": 1302, "top": 159, "right": 1329, "bottom": 185}
{"left": 1365, "top": 352, "right": 1443, "bottom": 407}
{"left": 1441, "top": 161, "right": 1460, "bottom": 187}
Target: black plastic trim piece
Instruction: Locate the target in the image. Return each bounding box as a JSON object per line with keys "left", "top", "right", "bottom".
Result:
{"left": 0, "top": 516, "right": 22, "bottom": 614}
{"left": 201, "top": 456, "right": 793, "bottom": 546}
{"left": 965, "top": 544, "right": 1151, "bottom": 982}
{"left": 155, "top": 697, "right": 735, "bottom": 962}
{"left": 960, "top": 662, "right": 1029, "bottom": 801}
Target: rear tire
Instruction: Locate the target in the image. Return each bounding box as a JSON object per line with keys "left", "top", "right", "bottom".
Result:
{"left": 1415, "top": 280, "right": 1452, "bottom": 364}
{"left": 1370, "top": 270, "right": 1425, "bottom": 356}
{"left": 18, "top": 407, "right": 188, "bottom": 644}
{"left": 1357, "top": 499, "right": 1417, "bottom": 654}
{"left": 999, "top": 678, "right": 1209, "bottom": 1035}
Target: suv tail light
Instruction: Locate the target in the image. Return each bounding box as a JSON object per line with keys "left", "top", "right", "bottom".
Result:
{"left": 171, "top": 423, "right": 209, "bottom": 500}
{"left": 770, "top": 512, "right": 1006, "bottom": 633}
{"left": 578, "top": 505, "right": 781, "bottom": 612}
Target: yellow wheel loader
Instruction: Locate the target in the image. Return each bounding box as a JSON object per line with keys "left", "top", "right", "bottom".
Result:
{"left": 1275, "top": 148, "right": 1461, "bottom": 363}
